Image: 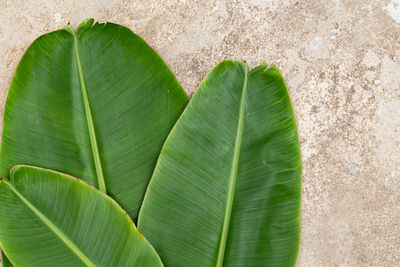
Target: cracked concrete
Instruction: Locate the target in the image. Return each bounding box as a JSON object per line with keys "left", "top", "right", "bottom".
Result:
{"left": 1, "top": 0, "right": 400, "bottom": 266}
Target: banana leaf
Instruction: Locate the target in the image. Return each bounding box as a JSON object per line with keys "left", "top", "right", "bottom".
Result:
{"left": 138, "top": 61, "right": 302, "bottom": 266}
{"left": 0, "top": 19, "right": 188, "bottom": 221}
{"left": 0, "top": 165, "right": 163, "bottom": 266}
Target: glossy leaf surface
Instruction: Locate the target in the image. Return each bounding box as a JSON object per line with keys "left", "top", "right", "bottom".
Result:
{"left": 138, "top": 61, "right": 302, "bottom": 266}
{"left": 0, "top": 19, "right": 188, "bottom": 220}
{"left": 0, "top": 165, "right": 163, "bottom": 266}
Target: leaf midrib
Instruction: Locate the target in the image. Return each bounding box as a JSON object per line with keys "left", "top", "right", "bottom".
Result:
{"left": 215, "top": 63, "right": 248, "bottom": 267}
{"left": 3, "top": 179, "right": 96, "bottom": 267}
{"left": 67, "top": 25, "right": 106, "bottom": 193}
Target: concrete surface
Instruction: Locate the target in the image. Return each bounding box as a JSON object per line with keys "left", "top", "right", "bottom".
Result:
{"left": 1, "top": 0, "right": 400, "bottom": 266}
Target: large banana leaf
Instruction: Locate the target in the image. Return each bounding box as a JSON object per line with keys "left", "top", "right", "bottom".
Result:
{"left": 0, "top": 19, "right": 188, "bottom": 221}
{"left": 138, "top": 61, "right": 302, "bottom": 266}
{"left": 0, "top": 165, "right": 163, "bottom": 266}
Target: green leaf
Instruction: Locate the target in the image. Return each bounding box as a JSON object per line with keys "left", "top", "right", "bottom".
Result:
{"left": 0, "top": 19, "right": 188, "bottom": 220}
{"left": 0, "top": 165, "right": 163, "bottom": 267}
{"left": 1, "top": 251, "right": 12, "bottom": 267}
{"left": 138, "top": 61, "right": 302, "bottom": 266}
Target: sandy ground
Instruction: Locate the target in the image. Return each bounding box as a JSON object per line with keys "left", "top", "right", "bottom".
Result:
{"left": 1, "top": 0, "right": 400, "bottom": 266}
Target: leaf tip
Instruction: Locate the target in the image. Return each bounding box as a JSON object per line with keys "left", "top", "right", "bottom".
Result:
{"left": 65, "top": 23, "right": 75, "bottom": 35}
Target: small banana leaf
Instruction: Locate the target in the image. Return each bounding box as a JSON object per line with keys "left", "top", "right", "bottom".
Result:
{"left": 138, "top": 61, "right": 302, "bottom": 266}
{"left": 0, "top": 165, "right": 163, "bottom": 266}
{"left": 1, "top": 251, "right": 12, "bottom": 267}
{"left": 0, "top": 19, "right": 188, "bottom": 221}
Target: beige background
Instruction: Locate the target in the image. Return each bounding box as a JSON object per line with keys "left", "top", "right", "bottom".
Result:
{"left": 1, "top": 0, "right": 400, "bottom": 266}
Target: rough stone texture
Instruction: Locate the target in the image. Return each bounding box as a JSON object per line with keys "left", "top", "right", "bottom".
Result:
{"left": 1, "top": 0, "right": 399, "bottom": 266}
